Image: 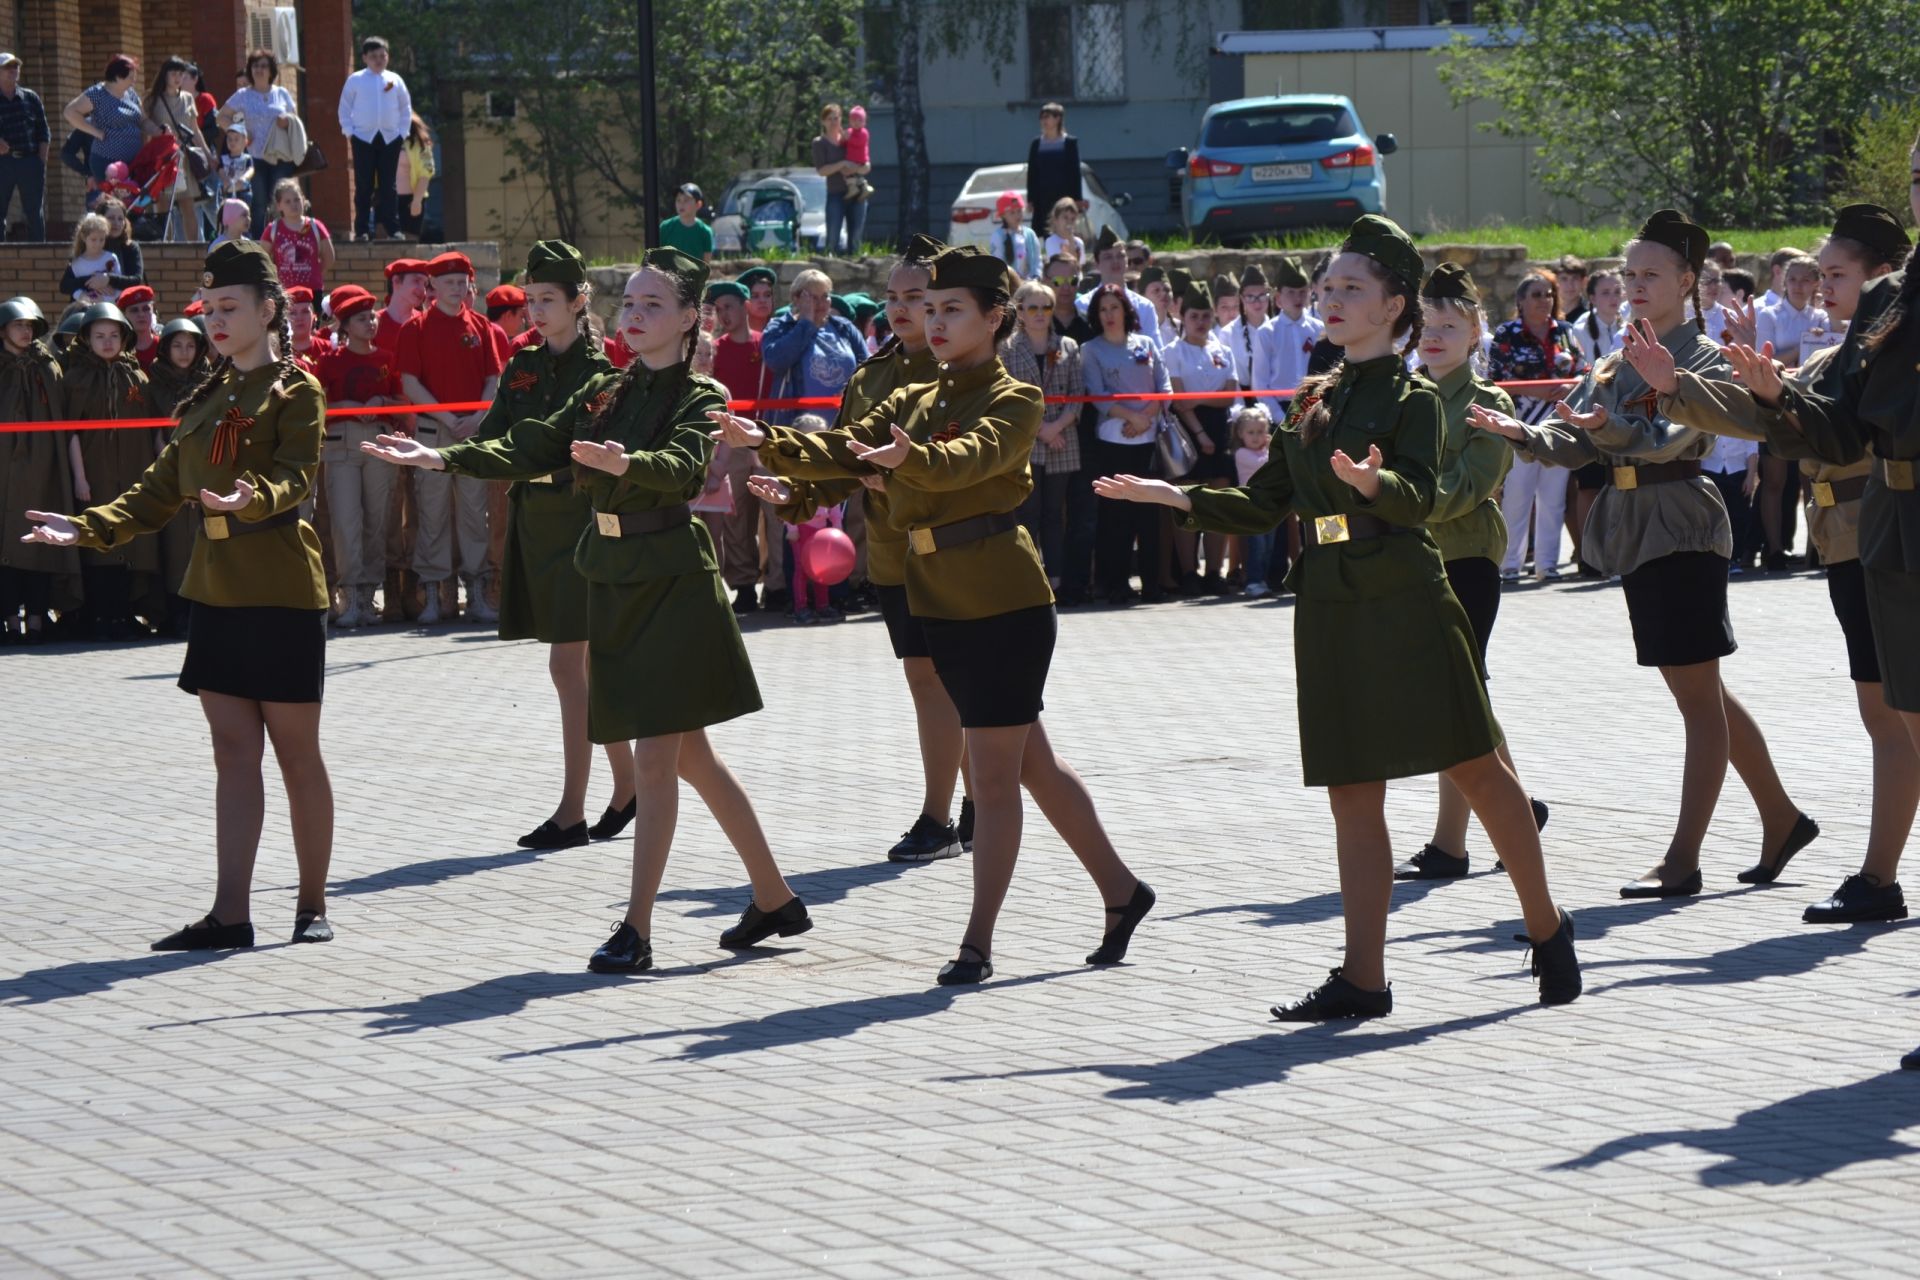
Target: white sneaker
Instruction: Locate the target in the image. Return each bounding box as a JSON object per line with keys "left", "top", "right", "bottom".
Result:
{"left": 465, "top": 582, "right": 499, "bottom": 623}
{"left": 1499, "top": 568, "right": 1521, "bottom": 582}
{"left": 334, "top": 597, "right": 364, "bottom": 629}
{"left": 417, "top": 592, "right": 442, "bottom": 625}
{"left": 1244, "top": 581, "right": 1271, "bottom": 598}
{"left": 356, "top": 586, "right": 381, "bottom": 625}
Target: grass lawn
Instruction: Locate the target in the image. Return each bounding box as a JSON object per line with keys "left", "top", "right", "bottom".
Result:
{"left": 1141, "top": 222, "right": 1834, "bottom": 259}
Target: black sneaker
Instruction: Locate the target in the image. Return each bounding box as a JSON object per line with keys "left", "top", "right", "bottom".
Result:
{"left": 958, "top": 796, "right": 975, "bottom": 852}
{"left": 1271, "top": 968, "right": 1392, "bottom": 1021}
{"left": 732, "top": 587, "right": 759, "bottom": 615}
{"left": 1515, "top": 908, "right": 1581, "bottom": 1005}
{"left": 1394, "top": 844, "right": 1469, "bottom": 880}
{"left": 1804, "top": 874, "right": 1908, "bottom": 924}
{"left": 887, "top": 813, "right": 961, "bottom": 863}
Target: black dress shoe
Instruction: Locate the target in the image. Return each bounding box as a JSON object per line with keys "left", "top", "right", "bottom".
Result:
{"left": 1619, "top": 869, "right": 1703, "bottom": 899}
{"left": 886, "top": 813, "right": 961, "bottom": 863}
{"left": 1515, "top": 908, "right": 1581, "bottom": 1005}
{"left": 517, "top": 819, "right": 589, "bottom": 850}
{"left": 589, "top": 798, "right": 638, "bottom": 841}
{"left": 151, "top": 915, "right": 254, "bottom": 951}
{"left": 1395, "top": 844, "right": 1469, "bottom": 881}
{"left": 936, "top": 943, "right": 992, "bottom": 986}
{"left": 1804, "top": 874, "right": 1908, "bottom": 923}
{"left": 1531, "top": 797, "right": 1550, "bottom": 831}
{"left": 588, "top": 922, "right": 652, "bottom": 972}
{"left": 1087, "top": 880, "right": 1156, "bottom": 965}
{"left": 1271, "top": 968, "right": 1392, "bottom": 1022}
{"left": 958, "top": 796, "right": 975, "bottom": 852}
{"left": 719, "top": 896, "right": 813, "bottom": 948}
{"left": 1737, "top": 812, "right": 1820, "bottom": 884}
{"left": 731, "top": 587, "right": 759, "bottom": 615}
{"left": 292, "top": 910, "right": 333, "bottom": 944}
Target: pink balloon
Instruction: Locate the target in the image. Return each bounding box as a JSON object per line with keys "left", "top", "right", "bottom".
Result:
{"left": 802, "top": 527, "right": 856, "bottom": 585}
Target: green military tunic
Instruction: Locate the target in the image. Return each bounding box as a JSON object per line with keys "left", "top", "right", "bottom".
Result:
{"left": 0, "top": 342, "right": 83, "bottom": 612}
{"left": 66, "top": 349, "right": 162, "bottom": 580}
{"left": 1422, "top": 362, "right": 1513, "bottom": 565}
{"left": 146, "top": 355, "right": 210, "bottom": 596}
{"left": 1179, "top": 354, "right": 1501, "bottom": 787}
{"left": 438, "top": 363, "right": 763, "bottom": 743}
{"left": 64, "top": 362, "right": 329, "bottom": 609}
{"left": 469, "top": 334, "right": 611, "bottom": 643}
{"left": 757, "top": 357, "right": 1051, "bottom": 620}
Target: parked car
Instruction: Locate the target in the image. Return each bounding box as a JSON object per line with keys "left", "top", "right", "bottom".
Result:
{"left": 1167, "top": 95, "right": 1397, "bottom": 242}
{"left": 947, "top": 162, "right": 1131, "bottom": 250}
{"left": 713, "top": 167, "right": 829, "bottom": 254}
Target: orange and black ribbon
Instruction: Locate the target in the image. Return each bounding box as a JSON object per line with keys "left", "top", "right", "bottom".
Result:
{"left": 207, "top": 406, "right": 256, "bottom": 466}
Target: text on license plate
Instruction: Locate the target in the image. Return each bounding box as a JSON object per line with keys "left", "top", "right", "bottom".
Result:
{"left": 1251, "top": 163, "right": 1311, "bottom": 183}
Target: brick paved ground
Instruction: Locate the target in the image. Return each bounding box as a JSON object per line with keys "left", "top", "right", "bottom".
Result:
{"left": 3, "top": 571, "right": 1918, "bottom": 1279}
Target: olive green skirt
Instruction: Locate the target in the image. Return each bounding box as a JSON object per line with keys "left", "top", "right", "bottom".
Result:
{"left": 499, "top": 482, "right": 591, "bottom": 644}
{"left": 586, "top": 569, "right": 764, "bottom": 743}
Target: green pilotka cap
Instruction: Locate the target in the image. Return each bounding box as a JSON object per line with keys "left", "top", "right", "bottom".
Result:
{"left": 642, "top": 246, "right": 709, "bottom": 295}
{"left": 1340, "top": 215, "right": 1423, "bottom": 293}
{"left": 902, "top": 233, "right": 946, "bottom": 264}
{"left": 1272, "top": 256, "right": 1309, "bottom": 289}
{"left": 1138, "top": 266, "right": 1167, "bottom": 288}
{"left": 1831, "top": 203, "right": 1910, "bottom": 261}
{"left": 1421, "top": 262, "right": 1479, "bottom": 304}
{"left": 1094, "top": 224, "right": 1122, "bottom": 254}
{"left": 524, "top": 239, "right": 587, "bottom": 286}
{"left": 1179, "top": 281, "right": 1214, "bottom": 312}
{"left": 1636, "top": 209, "right": 1709, "bottom": 272}
{"left": 202, "top": 238, "right": 279, "bottom": 290}
{"left": 927, "top": 245, "right": 1017, "bottom": 295}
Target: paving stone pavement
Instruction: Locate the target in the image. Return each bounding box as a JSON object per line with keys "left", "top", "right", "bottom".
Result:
{"left": 4, "top": 570, "right": 1919, "bottom": 1279}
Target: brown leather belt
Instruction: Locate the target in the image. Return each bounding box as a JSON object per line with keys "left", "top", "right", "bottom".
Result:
{"left": 1608, "top": 459, "right": 1701, "bottom": 491}
{"left": 1301, "top": 509, "right": 1405, "bottom": 548}
{"left": 1811, "top": 474, "right": 1869, "bottom": 508}
{"left": 907, "top": 510, "right": 1021, "bottom": 555}
{"left": 201, "top": 507, "right": 301, "bottom": 541}
{"left": 591, "top": 503, "right": 691, "bottom": 538}
{"left": 1882, "top": 458, "right": 1917, "bottom": 492}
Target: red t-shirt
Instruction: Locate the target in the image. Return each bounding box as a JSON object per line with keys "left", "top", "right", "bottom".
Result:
{"left": 293, "top": 332, "right": 335, "bottom": 376}
{"left": 136, "top": 339, "right": 158, "bottom": 370}
{"left": 261, "top": 216, "right": 331, "bottom": 294}
{"left": 711, "top": 330, "right": 764, "bottom": 404}
{"left": 394, "top": 304, "right": 509, "bottom": 403}
{"left": 317, "top": 345, "right": 401, "bottom": 406}
{"left": 374, "top": 306, "right": 414, "bottom": 359}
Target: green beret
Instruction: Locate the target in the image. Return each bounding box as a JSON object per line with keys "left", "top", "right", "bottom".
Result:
{"left": 1421, "top": 262, "right": 1479, "bottom": 305}
{"left": 642, "top": 245, "right": 709, "bottom": 296}
{"left": 734, "top": 265, "right": 777, "bottom": 289}
{"left": 828, "top": 293, "right": 853, "bottom": 320}
{"left": 1635, "top": 209, "right": 1708, "bottom": 273}
{"left": 1138, "top": 266, "right": 1167, "bottom": 288}
{"left": 1831, "top": 203, "right": 1911, "bottom": 261}
{"left": 902, "top": 233, "right": 946, "bottom": 265}
{"left": 202, "top": 238, "right": 279, "bottom": 291}
{"left": 850, "top": 294, "right": 882, "bottom": 328}
{"left": 1272, "top": 256, "right": 1309, "bottom": 289}
{"left": 0, "top": 295, "right": 48, "bottom": 338}
{"left": 927, "top": 245, "right": 1016, "bottom": 294}
{"left": 1179, "top": 282, "right": 1214, "bottom": 313}
{"left": 78, "top": 301, "right": 134, "bottom": 348}
{"left": 524, "top": 239, "right": 587, "bottom": 286}
{"left": 704, "top": 280, "right": 749, "bottom": 304}
{"left": 1340, "top": 214, "right": 1423, "bottom": 293}
{"left": 1094, "top": 224, "right": 1122, "bottom": 254}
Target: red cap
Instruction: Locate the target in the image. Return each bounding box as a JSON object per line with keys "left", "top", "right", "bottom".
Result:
{"left": 995, "top": 191, "right": 1026, "bottom": 217}
{"left": 427, "top": 252, "right": 474, "bottom": 278}
{"left": 485, "top": 284, "right": 525, "bottom": 310}
{"left": 286, "top": 286, "right": 314, "bottom": 305}
{"left": 116, "top": 284, "right": 154, "bottom": 307}
{"left": 384, "top": 257, "right": 431, "bottom": 280}
{"left": 183, "top": 298, "right": 204, "bottom": 317}
{"left": 327, "top": 285, "right": 376, "bottom": 323}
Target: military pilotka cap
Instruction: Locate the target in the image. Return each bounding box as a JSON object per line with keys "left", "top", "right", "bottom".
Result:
{"left": 1179, "top": 282, "right": 1214, "bottom": 312}
{"left": 927, "top": 245, "right": 1015, "bottom": 294}
{"left": 201, "top": 238, "right": 280, "bottom": 290}
{"left": 1341, "top": 214, "right": 1424, "bottom": 292}
{"left": 1831, "top": 203, "right": 1911, "bottom": 261}
{"left": 1094, "top": 224, "right": 1122, "bottom": 254}
{"left": 704, "top": 280, "right": 749, "bottom": 304}
{"left": 1421, "top": 261, "right": 1480, "bottom": 304}
{"left": 524, "top": 239, "right": 587, "bottom": 286}
{"left": 642, "top": 245, "right": 709, "bottom": 294}
{"left": 1211, "top": 273, "right": 1238, "bottom": 298}
{"left": 1138, "top": 266, "right": 1167, "bottom": 288}
{"left": 1167, "top": 267, "right": 1194, "bottom": 297}
{"left": 1636, "top": 208, "right": 1709, "bottom": 272}
{"left": 1239, "top": 264, "right": 1268, "bottom": 288}
{"left": 1272, "top": 256, "right": 1309, "bottom": 289}
{"left": 902, "top": 232, "right": 946, "bottom": 264}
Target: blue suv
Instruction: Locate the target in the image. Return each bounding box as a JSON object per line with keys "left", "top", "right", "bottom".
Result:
{"left": 1168, "top": 95, "right": 1397, "bottom": 241}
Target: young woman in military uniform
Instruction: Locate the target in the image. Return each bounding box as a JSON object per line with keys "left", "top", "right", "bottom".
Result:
{"left": 1470, "top": 210, "right": 1818, "bottom": 900}
{"left": 469, "top": 240, "right": 638, "bottom": 851}
{"left": 62, "top": 301, "right": 159, "bottom": 639}
{"left": 1098, "top": 216, "right": 1579, "bottom": 1020}
{"left": 22, "top": 240, "right": 336, "bottom": 950}
{"left": 0, "top": 296, "right": 82, "bottom": 643}
{"left": 364, "top": 248, "right": 807, "bottom": 974}
{"left": 1638, "top": 204, "right": 1916, "bottom": 926}
{"left": 714, "top": 246, "right": 1152, "bottom": 986}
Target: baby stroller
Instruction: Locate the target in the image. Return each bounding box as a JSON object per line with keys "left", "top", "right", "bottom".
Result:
{"left": 122, "top": 134, "right": 181, "bottom": 240}
{"left": 735, "top": 177, "right": 804, "bottom": 254}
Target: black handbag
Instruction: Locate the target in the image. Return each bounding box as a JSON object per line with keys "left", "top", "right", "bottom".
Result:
{"left": 59, "top": 129, "right": 91, "bottom": 176}
{"left": 162, "top": 95, "right": 214, "bottom": 182}
{"left": 293, "top": 141, "right": 328, "bottom": 176}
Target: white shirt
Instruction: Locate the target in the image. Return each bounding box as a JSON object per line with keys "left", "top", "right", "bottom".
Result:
{"left": 1755, "top": 297, "right": 1829, "bottom": 367}
{"left": 1044, "top": 233, "right": 1083, "bottom": 263}
{"left": 1162, "top": 333, "right": 1239, "bottom": 395}
{"left": 1702, "top": 433, "right": 1758, "bottom": 476}
{"left": 1570, "top": 312, "right": 1625, "bottom": 367}
{"left": 1216, "top": 316, "right": 1262, "bottom": 390}
{"left": 337, "top": 66, "right": 412, "bottom": 143}
{"left": 1252, "top": 310, "right": 1324, "bottom": 417}
{"left": 1151, "top": 310, "right": 1182, "bottom": 351}
{"left": 1075, "top": 283, "right": 1158, "bottom": 338}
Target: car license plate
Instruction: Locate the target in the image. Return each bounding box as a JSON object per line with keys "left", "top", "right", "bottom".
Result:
{"left": 1251, "top": 163, "right": 1311, "bottom": 183}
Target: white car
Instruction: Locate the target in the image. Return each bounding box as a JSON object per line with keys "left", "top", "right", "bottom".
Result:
{"left": 946, "top": 162, "right": 1132, "bottom": 251}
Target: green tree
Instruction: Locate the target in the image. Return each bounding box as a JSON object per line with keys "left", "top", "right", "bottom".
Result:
{"left": 1836, "top": 100, "right": 1920, "bottom": 224}
{"left": 1438, "top": 0, "right": 1920, "bottom": 228}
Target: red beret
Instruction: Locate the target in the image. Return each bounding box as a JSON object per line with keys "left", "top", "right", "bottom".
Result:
{"left": 286, "top": 286, "right": 314, "bottom": 305}
{"left": 183, "top": 298, "right": 204, "bottom": 317}
{"left": 384, "top": 257, "right": 431, "bottom": 280}
{"left": 427, "top": 252, "right": 474, "bottom": 278}
{"left": 328, "top": 285, "right": 376, "bottom": 323}
{"left": 485, "top": 284, "right": 525, "bottom": 310}
{"left": 116, "top": 284, "right": 154, "bottom": 307}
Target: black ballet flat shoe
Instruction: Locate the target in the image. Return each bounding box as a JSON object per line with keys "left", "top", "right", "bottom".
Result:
{"left": 517, "top": 819, "right": 590, "bottom": 850}
{"left": 936, "top": 943, "right": 992, "bottom": 986}
{"left": 588, "top": 922, "right": 652, "bottom": 972}
{"left": 1803, "top": 874, "right": 1908, "bottom": 924}
{"left": 958, "top": 796, "right": 976, "bottom": 853}
{"left": 291, "top": 910, "right": 333, "bottom": 944}
{"left": 1271, "top": 968, "right": 1392, "bottom": 1022}
{"left": 1737, "top": 812, "right": 1820, "bottom": 884}
{"left": 1087, "top": 880, "right": 1156, "bottom": 965}
{"left": 1619, "top": 868, "right": 1703, "bottom": 899}
{"left": 151, "top": 914, "right": 255, "bottom": 951}
{"left": 1515, "top": 908, "right": 1581, "bottom": 1006}
{"left": 719, "top": 896, "right": 813, "bottom": 948}
{"left": 1531, "top": 797, "right": 1550, "bottom": 831}
{"left": 1395, "top": 844, "right": 1469, "bottom": 881}
{"left": 588, "top": 798, "right": 638, "bottom": 842}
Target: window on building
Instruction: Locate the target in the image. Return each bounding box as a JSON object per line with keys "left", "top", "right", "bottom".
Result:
{"left": 1027, "top": 3, "right": 1125, "bottom": 102}
{"left": 487, "top": 92, "right": 517, "bottom": 120}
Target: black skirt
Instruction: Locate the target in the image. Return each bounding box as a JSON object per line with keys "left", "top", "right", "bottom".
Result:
{"left": 178, "top": 603, "right": 328, "bottom": 703}
{"left": 1184, "top": 405, "right": 1236, "bottom": 483}
{"left": 1620, "top": 551, "right": 1737, "bottom": 668}
{"left": 919, "top": 604, "right": 1056, "bottom": 728}
{"left": 877, "top": 582, "right": 932, "bottom": 660}
{"left": 1573, "top": 461, "right": 1608, "bottom": 491}
{"left": 1825, "top": 558, "right": 1880, "bottom": 685}
{"left": 1444, "top": 555, "right": 1502, "bottom": 671}
{"left": 1865, "top": 565, "right": 1920, "bottom": 711}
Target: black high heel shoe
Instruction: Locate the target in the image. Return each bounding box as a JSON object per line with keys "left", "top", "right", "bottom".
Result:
{"left": 1086, "top": 880, "right": 1155, "bottom": 965}
{"left": 719, "top": 896, "right": 812, "bottom": 948}
{"left": 589, "top": 797, "right": 638, "bottom": 841}
{"left": 936, "top": 943, "right": 992, "bottom": 986}
{"left": 1737, "top": 812, "right": 1820, "bottom": 884}
{"left": 151, "top": 914, "right": 255, "bottom": 951}
{"left": 518, "top": 819, "right": 589, "bottom": 850}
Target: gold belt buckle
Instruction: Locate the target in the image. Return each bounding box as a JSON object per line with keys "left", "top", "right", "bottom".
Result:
{"left": 908, "top": 527, "right": 937, "bottom": 555}
{"left": 594, "top": 510, "right": 622, "bottom": 538}
{"left": 202, "top": 513, "right": 230, "bottom": 540}
{"left": 529, "top": 472, "right": 554, "bottom": 485}
{"left": 1611, "top": 465, "right": 1639, "bottom": 491}
{"left": 1886, "top": 459, "right": 1917, "bottom": 491}
{"left": 1313, "top": 514, "right": 1350, "bottom": 545}
{"left": 1811, "top": 481, "right": 1836, "bottom": 508}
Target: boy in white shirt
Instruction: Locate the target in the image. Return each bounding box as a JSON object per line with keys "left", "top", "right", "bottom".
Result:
{"left": 1252, "top": 256, "right": 1323, "bottom": 419}
{"left": 1074, "top": 223, "right": 1157, "bottom": 334}
{"left": 1758, "top": 246, "right": 1800, "bottom": 310}
{"left": 1754, "top": 254, "right": 1828, "bottom": 366}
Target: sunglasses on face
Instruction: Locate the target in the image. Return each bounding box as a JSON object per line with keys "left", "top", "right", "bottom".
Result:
{"left": 1047, "top": 276, "right": 1075, "bottom": 287}
{"left": 1126, "top": 257, "right": 1148, "bottom": 269}
{"left": 1017, "top": 303, "right": 1050, "bottom": 313}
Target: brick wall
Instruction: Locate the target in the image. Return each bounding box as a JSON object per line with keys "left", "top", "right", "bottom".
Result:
{"left": 142, "top": 2, "right": 195, "bottom": 67}
{"left": 0, "top": 239, "right": 501, "bottom": 322}
{"left": 19, "top": 0, "right": 87, "bottom": 238}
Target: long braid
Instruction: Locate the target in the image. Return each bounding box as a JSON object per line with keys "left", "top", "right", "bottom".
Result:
{"left": 1400, "top": 305, "right": 1424, "bottom": 360}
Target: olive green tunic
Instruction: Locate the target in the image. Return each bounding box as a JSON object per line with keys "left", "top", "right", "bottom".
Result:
{"left": 1421, "top": 363, "right": 1513, "bottom": 565}
{"left": 0, "top": 343, "right": 83, "bottom": 612}
{"left": 757, "top": 357, "right": 1051, "bottom": 620}
{"left": 439, "top": 363, "right": 762, "bottom": 743}
{"left": 64, "top": 363, "right": 329, "bottom": 609}
{"left": 66, "top": 350, "right": 161, "bottom": 579}
{"left": 146, "top": 356, "right": 210, "bottom": 595}
{"left": 1179, "top": 354, "right": 1501, "bottom": 787}
{"left": 469, "top": 335, "right": 611, "bottom": 643}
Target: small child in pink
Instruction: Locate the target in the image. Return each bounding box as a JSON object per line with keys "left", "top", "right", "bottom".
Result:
{"left": 786, "top": 413, "right": 846, "bottom": 623}
{"left": 844, "top": 106, "right": 870, "bottom": 165}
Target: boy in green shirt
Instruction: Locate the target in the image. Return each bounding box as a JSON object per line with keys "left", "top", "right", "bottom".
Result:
{"left": 659, "top": 183, "right": 714, "bottom": 262}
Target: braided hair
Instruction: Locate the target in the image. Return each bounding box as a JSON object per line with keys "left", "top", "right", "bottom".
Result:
{"left": 171, "top": 281, "right": 296, "bottom": 421}
{"left": 1298, "top": 255, "right": 1419, "bottom": 445}
{"left": 1863, "top": 243, "right": 1920, "bottom": 354}
{"left": 589, "top": 266, "right": 701, "bottom": 437}
{"left": 566, "top": 281, "right": 602, "bottom": 348}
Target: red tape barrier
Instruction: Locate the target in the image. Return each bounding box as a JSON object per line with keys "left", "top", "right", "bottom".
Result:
{"left": 0, "top": 380, "right": 1580, "bottom": 435}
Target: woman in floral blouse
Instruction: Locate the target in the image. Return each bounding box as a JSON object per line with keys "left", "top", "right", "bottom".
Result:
{"left": 1001, "top": 278, "right": 1083, "bottom": 587}
{"left": 1489, "top": 271, "right": 1589, "bottom": 580}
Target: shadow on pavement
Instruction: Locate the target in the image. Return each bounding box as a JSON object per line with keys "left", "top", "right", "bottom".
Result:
{"left": 1389, "top": 891, "right": 1746, "bottom": 955}
{"left": 0, "top": 947, "right": 259, "bottom": 1005}
{"left": 656, "top": 857, "right": 920, "bottom": 918}
{"left": 1175, "top": 875, "right": 1460, "bottom": 930}
{"left": 318, "top": 842, "right": 593, "bottom": 898}
{"left": 1583, "top": 919, "right": 1920, "bottom": 994}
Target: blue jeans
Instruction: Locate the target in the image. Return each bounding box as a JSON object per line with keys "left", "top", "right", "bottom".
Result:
{"left": 0, "top": 153, "right": 46, "bottom": 239}
{"left": 824, "top": 190, "right": 868, "bottom": 254}
{"left": 249, "top": 159, "right": 296, "bottom": 236}
{"left": 1243, "top": 531, "right": 1275, "bottom": 587}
